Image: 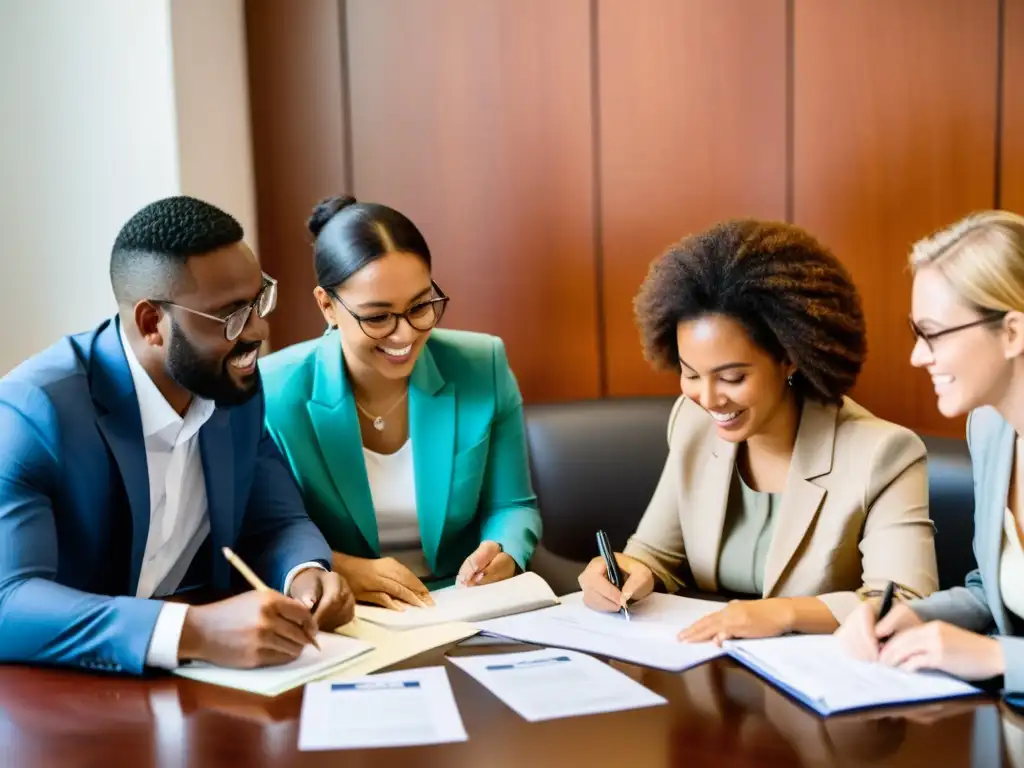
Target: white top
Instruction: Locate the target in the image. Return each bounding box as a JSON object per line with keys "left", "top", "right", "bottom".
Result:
{"left": 363, "top": 440, "right": 430, "bottom": 578}
{"left": 1001, "top": 506, "right": 1024, "bottom": 622}
{"left": 119, "top": 326, "right": 318, "bottom": 668}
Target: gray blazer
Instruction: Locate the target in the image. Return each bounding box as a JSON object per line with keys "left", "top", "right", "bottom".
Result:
{"left": 911, "top": 406, "right": 1024, "bottom": 694}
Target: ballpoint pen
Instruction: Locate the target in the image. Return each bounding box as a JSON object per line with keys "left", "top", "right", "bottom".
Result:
{"left": 596, "top": 530, "right": 630, "bottom": 621}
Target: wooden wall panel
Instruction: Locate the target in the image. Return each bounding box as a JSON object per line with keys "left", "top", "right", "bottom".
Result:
{"left": 793, "top": 0, "right": 999, "bottom": 438}
{"left": 245, "top": 0, "right": 348, "bottom": 350}
{"left": 598, "top": 0, "right": 788, "bottom": 397}
{"left": 1004, "top": 0, "right": 1024, "bottom": 213}
{"left": 345, "top": 0, "right": 599, "bottom": 402}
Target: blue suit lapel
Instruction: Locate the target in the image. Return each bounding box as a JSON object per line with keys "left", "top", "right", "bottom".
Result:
{"left": 409, "top": 345, "right": 455, "bottom": 574}
{"left": 986, "top": 419, "right": 1016, "bottom": 632}
{"left": 307, "top": 338, "right": 379, "bottom": 553}
{"left": 199, "top": 409, "right": 235, "bottom": 587}
{"left": 91, "top": 318, "right": 151, "bottom": 594}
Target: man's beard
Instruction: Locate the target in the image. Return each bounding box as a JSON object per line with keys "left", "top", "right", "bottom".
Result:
{"left": 165, "top": 320, "right": 261, "bottom": 407}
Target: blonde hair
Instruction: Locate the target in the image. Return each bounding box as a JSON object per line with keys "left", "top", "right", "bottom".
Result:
{"left": 910, "top": 211, "right": 1024, "bottom": 313}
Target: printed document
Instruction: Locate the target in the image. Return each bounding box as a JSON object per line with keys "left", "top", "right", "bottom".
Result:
{"left": 298, "top": 666, "right": 467, "bottom": 750}
{"left": 449, "top": 648, "right": 667, "bottom": 721}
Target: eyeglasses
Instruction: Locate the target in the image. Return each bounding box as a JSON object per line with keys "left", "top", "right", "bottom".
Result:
{"left": 329, "top": 282, "right": 449, "bottom": 340}
{"left": 908, "top": 312, "right": 1006, "bottom": 354}
{"left": 155, "top": 273, "right": 278, "bottom": 341}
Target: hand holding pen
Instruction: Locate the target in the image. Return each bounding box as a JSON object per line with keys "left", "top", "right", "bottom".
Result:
{"left": 578, "top": 532, "right": 655, "bottom": 617}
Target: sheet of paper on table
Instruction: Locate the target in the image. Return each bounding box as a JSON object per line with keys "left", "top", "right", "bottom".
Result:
{"left": 476, "top": 591, "right": 726, "bottom": 672}
{"left": 354, "top": 572, "right": 559, "bottom": 629}
{"left": 299, "top": 666, "right": 467, "bottom": 750}
{"left": 448, "top": 647, "right": 667, "bottom": 722}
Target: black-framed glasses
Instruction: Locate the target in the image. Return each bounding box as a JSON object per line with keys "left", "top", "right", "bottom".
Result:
{"left": 908, "top": 311, "right": 1006, "bottom": 354}
{"left": 155, "top": 273, "right": 278, "bottom": 341}
{"left": 328, "top": 281, "right": 449, "bottom": 340}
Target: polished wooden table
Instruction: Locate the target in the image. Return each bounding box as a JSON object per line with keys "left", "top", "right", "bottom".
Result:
{"left": 0, "top": 638, "right": 1015, "bottom": 768}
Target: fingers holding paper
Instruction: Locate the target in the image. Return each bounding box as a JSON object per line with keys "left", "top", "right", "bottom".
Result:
{"left": 578, "top": 553, "right": 654, "bottom": 612}
{"left": 878, "top": 620, "right": 1006, "bottom": 680}
{"left": 679, "top": 598, "right": 792, "bottom": 645}
{"left": 457, "top": 541, "right": 516, "bottom": 587}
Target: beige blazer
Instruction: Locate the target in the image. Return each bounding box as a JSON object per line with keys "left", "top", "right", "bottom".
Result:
{"left": 623, "top": 396, "right": 938, "bottom": 620}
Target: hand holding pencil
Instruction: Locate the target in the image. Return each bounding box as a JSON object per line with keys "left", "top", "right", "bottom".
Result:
{"left": 174, "top": 550, "right": 326, "bottom": 669}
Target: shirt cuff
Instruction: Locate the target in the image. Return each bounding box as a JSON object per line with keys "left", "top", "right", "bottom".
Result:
{"left": 283, "top": 561, "right": 328, "bottom": 597}
{"left": 145, "top": 602, "right": 190, "bottom": 669}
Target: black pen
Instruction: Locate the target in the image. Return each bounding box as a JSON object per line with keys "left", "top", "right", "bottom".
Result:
{"left": 596, "top": 530, "right": 630, "bottom": 621}
{"left": 877, "top": 581, "right": 896, "bottom": 621}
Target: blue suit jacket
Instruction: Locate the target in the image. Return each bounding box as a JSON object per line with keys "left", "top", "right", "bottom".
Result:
{"left": 912, "top": 407, "right": 1024, "bottom": 695}
{"left": 259, "top": 329, "right": 541, "bottom": 586}
{"left": 0, "top": 318, "right": 331, "bottom": 674}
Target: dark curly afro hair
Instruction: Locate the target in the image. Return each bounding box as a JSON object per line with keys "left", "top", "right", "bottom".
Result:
{"left": 109, "top": 195, "right": 243, "bottom": 305}
{"left": 634, "top": 219, "right": 866, "bottom": 404}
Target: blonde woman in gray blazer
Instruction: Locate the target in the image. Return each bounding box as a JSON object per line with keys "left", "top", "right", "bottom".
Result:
{"left": 839, "top": 211, "right": 1024, "bottom": 696}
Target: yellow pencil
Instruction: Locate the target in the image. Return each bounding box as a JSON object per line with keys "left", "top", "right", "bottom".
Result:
{"left": 222, "top": 546, "right": 320, "bottom": 650}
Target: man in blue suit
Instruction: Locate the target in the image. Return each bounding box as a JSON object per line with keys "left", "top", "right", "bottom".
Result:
{"left": 0, "top": 196, "right": 354, "bottom": 674}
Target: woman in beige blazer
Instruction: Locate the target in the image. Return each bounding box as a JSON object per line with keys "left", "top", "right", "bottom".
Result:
{"left": 579, "top": 219, "right": 938, "bottom": 642}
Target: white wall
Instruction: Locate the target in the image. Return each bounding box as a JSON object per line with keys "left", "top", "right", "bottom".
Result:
{"left": 0, "top": 0, "right": 258, "bottom": 375}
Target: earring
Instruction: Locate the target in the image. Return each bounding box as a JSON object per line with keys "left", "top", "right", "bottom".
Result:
{"left": 787, "top": 374, "right": 794, "bottom": 387}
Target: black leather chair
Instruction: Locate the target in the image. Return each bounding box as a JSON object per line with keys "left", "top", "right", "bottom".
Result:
{"left": 523, "top": 397, "right": 976, "bottom": 596}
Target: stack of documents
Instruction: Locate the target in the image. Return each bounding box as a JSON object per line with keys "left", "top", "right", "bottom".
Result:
{"left": 477, "top": 591, "right": 727, "bottom": 672}
{"left": 299, "top": 667, "right": 467, "bottom": 751}
{"left": 355, "top": 572, "right": 559, "bottom": 629}
{"left": 727, "top": 635, "right": 982, "bottom": 715}
{"left": 173, "top": 632, "right": 374, "bottom": 697}
{"left": 448, "top": 648, "right": 667, "bottom": 721}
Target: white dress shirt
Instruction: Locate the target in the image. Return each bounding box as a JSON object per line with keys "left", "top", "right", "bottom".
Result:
{"left": 119, "top": 328, "right": 322, "bottom": 668}
{"left": 362, "top": 440, "right": 430, "bottom": 578}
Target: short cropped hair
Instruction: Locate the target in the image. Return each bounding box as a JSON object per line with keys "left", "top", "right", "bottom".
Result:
{"left": 109, "top": 196, "right": 243, "bottom": 305}
{"left": 634, "top": 219, "right": 866, "bottom": 404}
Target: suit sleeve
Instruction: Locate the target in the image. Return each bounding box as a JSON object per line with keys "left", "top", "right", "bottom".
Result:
{"left": 623, "top": 396, "right": 690, "bottom": 593}
{"left": 817, "top": 427, "right": 939, "bottom": 621}
{"left": 910, "top": 410, "right": 997, "bottom": 630}
{"left": 477, "top": 338, "right": 542, "bottom": 571}
{"left": 235, "top": 393, "right": 331, "bottom": 590}
{"left": 0, "top": 391, "right": 163, "bottom": 675}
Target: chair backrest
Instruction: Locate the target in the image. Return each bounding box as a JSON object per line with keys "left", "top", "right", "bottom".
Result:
{"left": 919, "top": 434, "right": 975, "bottom": 590}
{"left": 523, "top": 398, "right": 976, "bottom": 593}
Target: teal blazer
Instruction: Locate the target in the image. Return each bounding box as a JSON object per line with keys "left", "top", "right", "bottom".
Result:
{"left": 911, "top": 407, "right": 1024, "bottom": 696}
{"left": 258, "top": 329, "right": 541, "bottom": 585}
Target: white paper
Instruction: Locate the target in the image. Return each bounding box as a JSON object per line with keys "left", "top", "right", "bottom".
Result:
{"left": 327, "top": 620, "right": 480, "bottom": 680}
{"left": 728, "top": 635, "right": 982, "bottom": 715}
{"left": 476, "top": 591, "right": 726, "bottom": 672}
{"left": 298, "top": 666, "right": 467, "bottom": 750}
{"left": 449, "top": 648, "right": 666, "bottom": 721}
{"left": 355, "top": 572, "right": 558, "bottom": 629}
{"left": 172, "top": 632, "right": 373, "bottom": 697}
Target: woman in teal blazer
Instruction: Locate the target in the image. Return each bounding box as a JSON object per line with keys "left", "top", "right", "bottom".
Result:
{"left": 259, "top": 196, "right": 541, "bottom": 609}
{"left": 837, "top": 211, "right": 1024, "bottom": 699}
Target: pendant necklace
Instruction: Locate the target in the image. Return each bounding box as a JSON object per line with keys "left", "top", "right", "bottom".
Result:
{"left": 355, "top": 389, "right": 408, "bottom": 431}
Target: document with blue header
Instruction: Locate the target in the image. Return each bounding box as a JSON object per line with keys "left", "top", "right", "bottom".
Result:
{"left": 448, "top": 648, "right": 667, "bottom": 721}
{"left": 298, "top": 666, "right": 467, "bottom": 751}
